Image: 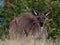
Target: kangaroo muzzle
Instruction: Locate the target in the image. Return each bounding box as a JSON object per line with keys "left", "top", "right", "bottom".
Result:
{"left": 40, "top": 22, "right": 43, "bottom": 27}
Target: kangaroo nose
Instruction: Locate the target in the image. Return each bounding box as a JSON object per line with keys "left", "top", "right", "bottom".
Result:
{"left": 39, "top": 21, "right": 43, "bottom": 27}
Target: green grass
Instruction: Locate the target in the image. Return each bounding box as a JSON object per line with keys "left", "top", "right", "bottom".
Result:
{"left": 0, "top": 0, "right": 60, "bottom": 39}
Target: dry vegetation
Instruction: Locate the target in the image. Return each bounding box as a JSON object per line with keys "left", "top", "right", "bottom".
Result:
{"left": 0, "top": 37, "right": 60, "bottom": 45}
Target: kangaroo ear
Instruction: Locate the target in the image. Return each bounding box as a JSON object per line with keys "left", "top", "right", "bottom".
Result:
{"left": 44, "top": 10, "right": 51, "bottom": 16}
{"left": 32, "top": 8, "right": 39, "bottom": 15}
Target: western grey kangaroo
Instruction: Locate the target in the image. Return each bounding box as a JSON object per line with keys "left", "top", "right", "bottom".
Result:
{"left": 8, "top": 9, "right": 50, "bottom": 39}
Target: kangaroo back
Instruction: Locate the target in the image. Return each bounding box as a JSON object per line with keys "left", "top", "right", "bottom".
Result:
{"left": 9, "top": 13, "right": 39, "bottom": 39}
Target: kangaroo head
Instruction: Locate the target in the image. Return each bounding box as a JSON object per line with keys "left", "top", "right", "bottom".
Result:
{"left": 33, "top": 9, "right": 50, "bottom": 27}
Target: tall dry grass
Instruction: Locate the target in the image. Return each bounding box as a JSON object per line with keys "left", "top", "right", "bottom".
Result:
{"left": 0, "top": 37, "right": 60, "bottom": 45}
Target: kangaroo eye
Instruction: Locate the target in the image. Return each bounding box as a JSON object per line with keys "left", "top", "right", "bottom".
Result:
{"left": 43, "top": 17, "right": 45, "bottom": 19}
{"left": 37, "top": 18, "right": 40, "bottom": 20}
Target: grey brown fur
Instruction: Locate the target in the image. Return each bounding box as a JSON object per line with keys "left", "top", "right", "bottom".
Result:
{"left": 8, "top": 10, "right": 50, "bottom": 39}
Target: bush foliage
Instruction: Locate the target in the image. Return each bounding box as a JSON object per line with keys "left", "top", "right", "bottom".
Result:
{"left": 0, "top": 0, "right": 60, "bottom": 39}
